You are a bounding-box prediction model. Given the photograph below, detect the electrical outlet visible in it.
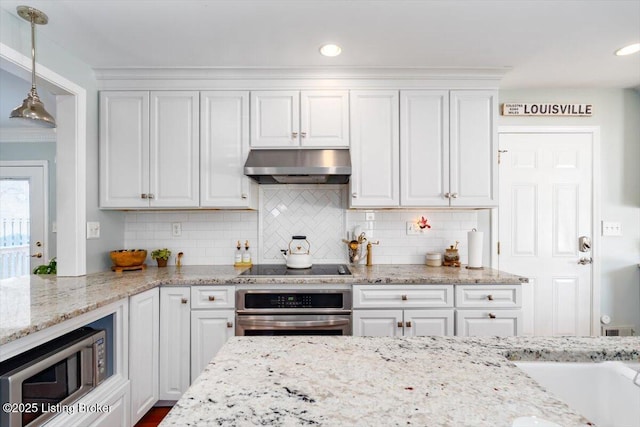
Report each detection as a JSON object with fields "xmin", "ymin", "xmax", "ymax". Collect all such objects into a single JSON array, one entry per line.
[
  {"xmin": 172, "ymin": 222, "xmax": 182, "ymax": 237},
  {"xmin": 86, "ymin": 222, "xmax": 100, "ymax": 239},
  {"xmin": 406, "ymin": 222, "xmax": 430, "ymax": 235},
  {"xmin": 365, "ymin": 212, "xmax": 375, "ymax": 221},
  {"xmin": 602, "ymin": 221, "xmax": 622, "ymax": 236}
]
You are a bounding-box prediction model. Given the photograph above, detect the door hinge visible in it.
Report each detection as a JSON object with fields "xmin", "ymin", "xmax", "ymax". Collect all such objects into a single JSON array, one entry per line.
[
  {"xmin": 498, "ymin": 150, "xmax": 508, "ymax": 165},
  {"xmin": 497, "ymin": 241, "xmax": 501, "ymax": 255}
]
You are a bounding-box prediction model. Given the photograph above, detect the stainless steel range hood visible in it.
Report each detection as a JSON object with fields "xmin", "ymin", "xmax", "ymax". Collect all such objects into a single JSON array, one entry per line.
[{"xmin": 244, "ymin": 149, "xmax": 351, "ymax": 184}]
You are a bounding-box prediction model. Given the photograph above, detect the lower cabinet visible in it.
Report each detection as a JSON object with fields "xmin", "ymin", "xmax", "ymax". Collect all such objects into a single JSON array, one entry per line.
[
  {"xmin": 190, "ymin": 310, "xmax": 235, "ymax": 380},
  {"xmin": 352, "ymin": 285, "xmax": 455, "ymax": 337},
  {"xmin": 129, "ymin": 288, "xmax": 160, "ymax": 424},
  {"xmin": 353, "ymin": 284, "xmax": 522, "ymax": 337},
  {"xmin": 159, "ymin": 287, "xmax": 191, "ymax": 400},
  {"xmin": 353, "ymin": 309, "xmax": 454, "ymax": 337},
  {"xmin": 88, "ymin": 381, "xmax": 130, "ymax": 427}
]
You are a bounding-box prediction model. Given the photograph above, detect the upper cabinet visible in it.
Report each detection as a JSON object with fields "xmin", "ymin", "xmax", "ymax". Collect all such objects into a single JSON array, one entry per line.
[
  {"xmin": 200, "ymin": 91, "xmax": 256, "ymax": 208},
  {"xmin": 100, "ymin": 91, "xmax": 200, "ymax": 208},
  {"xmin": 250, "ymin": 91, "xmax": 349, "ymax": 148},
  {"xmin": 349, "ymin": 90, "xmax": 400, "ymax": 207},
  {"xmin": 398, "ymin": 89, "xmax": 498, "ymax": 208}
]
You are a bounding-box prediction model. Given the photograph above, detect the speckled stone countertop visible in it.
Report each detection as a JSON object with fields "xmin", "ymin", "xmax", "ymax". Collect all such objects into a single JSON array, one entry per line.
[
  {"xmin": 160, "ymin": 336, "xmax": 640, "ymax": 427},
  {"xmin": 0, "ymin": 265, "xmax": 525, "ymax": 345}
]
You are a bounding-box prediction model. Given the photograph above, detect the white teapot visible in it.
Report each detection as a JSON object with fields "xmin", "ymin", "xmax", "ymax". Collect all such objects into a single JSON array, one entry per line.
[{"xmin": 281, "ymin": 236, "xmax": 312, "ymax": 269}]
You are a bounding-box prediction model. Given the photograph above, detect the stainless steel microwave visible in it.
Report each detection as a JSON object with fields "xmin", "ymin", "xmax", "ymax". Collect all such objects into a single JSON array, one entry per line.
[{"xmin": 0, "ymin": 327, "xmax": 107, "ymax": 427}]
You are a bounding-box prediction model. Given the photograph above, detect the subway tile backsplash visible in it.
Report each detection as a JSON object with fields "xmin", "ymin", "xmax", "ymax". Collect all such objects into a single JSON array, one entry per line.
[{"xmin": 124, "ymin": 187, "xmax": 478, "ymax": 266}]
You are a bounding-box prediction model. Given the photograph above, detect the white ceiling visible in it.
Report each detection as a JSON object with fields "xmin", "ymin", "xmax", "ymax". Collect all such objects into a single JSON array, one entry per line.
[{"xmin": 0, "ymin": 0, "xmax": 639, "ymax": 89}]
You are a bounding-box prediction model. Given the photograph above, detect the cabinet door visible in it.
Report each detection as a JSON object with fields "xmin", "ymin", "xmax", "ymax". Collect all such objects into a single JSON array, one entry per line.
[
  {"xmin": 250, "ymin": 91, "xmax": 300, "ymax": 147},
  {"xmin": 129, "ymin": 288, "xmax": 159, "ymax": 424},
  {"xmin": 88, "ymin": 382, "xmax": 129, "ymax": 427},
  {"xmin": 159, "ymin": 287, "xmax": 191, "ymax": 400},
  {"xmin": 200, "ymin": 92, "xmax": 255, "ymax": 208},
  {"xmin": 404, "ymin": 309, "xmax": 454, "ymax": 337},
  {"xmin": 353, "ymin": 309, "xmax": 403, "ymax": 337},
  {"xmin": 99, "ymin": 91, "xmax": 150, "ymax": 208},
  {"xmin": 149, "ymin": 91, "xmax": 200, "ymax": 207},
  {"xmin": 190, "ymin": 310, "xmax": 235, "ymax": 381},
  {"xmin": 400, "ymin": 91, "xmax": 450, "ymax": 206},
  {"xmin": 350, "ymin": 90, "xmax": 400, "ymax": 207},
  {"xmin": 449, "ymin": 90, "xmax": 498, "ymax": 207},
  {"xmin": 456, "ymin": 309, "xmax": 522, "ymax": 337},
  {"xmin": 300, "ymin": 90, "xmax": 349, "ymax": 147}
]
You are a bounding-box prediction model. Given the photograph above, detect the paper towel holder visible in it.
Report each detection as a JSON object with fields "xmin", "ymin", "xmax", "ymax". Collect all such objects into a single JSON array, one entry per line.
[{"xmin": 466, "ymin": 228, "xmax": 485, "ymax": 270}]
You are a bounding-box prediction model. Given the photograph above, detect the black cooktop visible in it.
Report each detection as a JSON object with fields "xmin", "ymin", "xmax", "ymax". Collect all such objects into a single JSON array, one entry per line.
[{"xmin": 239, "ymin": 264, "xmax": 351, "ymax": 276}]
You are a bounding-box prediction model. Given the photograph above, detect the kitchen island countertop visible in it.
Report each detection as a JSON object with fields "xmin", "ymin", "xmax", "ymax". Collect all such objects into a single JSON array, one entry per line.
[
  {"xmin": 159, "ymin": 335, "xmax": 640, "ymax": 427},
  {"xmin": 0, "ymin": 265, "xmax": 525, "ymax": 345}
]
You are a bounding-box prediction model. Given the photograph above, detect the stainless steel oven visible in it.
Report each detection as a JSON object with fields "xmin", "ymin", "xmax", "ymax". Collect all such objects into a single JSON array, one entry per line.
[
  {"xmin": 236, "ymin": 289, "xmax": 352, "ymax": 336},
  {"xmin": 0, "ymin": 327, "xmax": 107, "ymax": 427}
]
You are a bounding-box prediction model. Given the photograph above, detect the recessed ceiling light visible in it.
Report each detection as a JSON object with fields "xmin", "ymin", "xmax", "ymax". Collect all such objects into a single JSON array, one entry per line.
[
  {"xmin": 614, "ymin": 43, "xmax": 640, "ymax": 56},
  {"xmin": 319, "ymin": 44, "xmax": 342, "ymax": 57}
]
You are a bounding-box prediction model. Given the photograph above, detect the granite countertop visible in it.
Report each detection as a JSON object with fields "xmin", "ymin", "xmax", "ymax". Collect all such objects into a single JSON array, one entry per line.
[
  {"xmin": 160, "ymin": 336, "xmax": 640, "ymax": 427},
  {"xmin": 0, "ymin": 265, "xmax": 526, "ymax": 345}
]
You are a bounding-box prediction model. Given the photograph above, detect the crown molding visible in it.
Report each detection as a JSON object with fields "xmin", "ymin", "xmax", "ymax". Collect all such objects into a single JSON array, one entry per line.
[
  {"xmin": 93, "ymin": 66, "xmax": 510, "ymax": 82},
  {"xmin": 0, "ymin": 127, "xmax": 56, "ymax": 143}
]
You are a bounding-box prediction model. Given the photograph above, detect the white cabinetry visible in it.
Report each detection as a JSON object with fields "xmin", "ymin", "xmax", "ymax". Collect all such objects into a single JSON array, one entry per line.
[
  {"xmin": 129, "ymin": 288, "xmax": 159, "ymax": 424},
  {"xmin": 352, "ymin": 285, "xmax": 454, "ymax": 336},
  {"xmin": 159, "ymin": 287, "xmax": 191, "ymax": 400},
  {"xmin": 400, "ymin": 90, "xmax": 498, "ymax": 207},
  {"xmin": 455, "ymin": 285, "xmax": 522, "ymax": 336},
  {"xmin": 349, "ymin": 91, "xmax": 400, "ymax": 207},
  {"xmin": 190, "ymin": 286, "xmax": 235, "ymax": 381},
  {"xmin": 200, "ymin": 91, "xmax": 256, "ymax": 208},
  {"xmin": 250, "ymin": 91, "xmax": 349, "ymax": 147},
  {"xmin": 99, "ymin": 91, "xmax": 200, "ymax": 208}
]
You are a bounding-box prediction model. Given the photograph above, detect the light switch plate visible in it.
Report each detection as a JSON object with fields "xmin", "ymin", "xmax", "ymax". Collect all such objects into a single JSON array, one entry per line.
[
  {"xmin": 172, "ymin": 222, "xmax": 182, "ymax": 237},
  {"xmin": 602, "ymin": 221, "xmax": 622, "ymax": 236},
  {"xmin": 86, "ymin": 221, "xmax": 100, "ymax": 239}
]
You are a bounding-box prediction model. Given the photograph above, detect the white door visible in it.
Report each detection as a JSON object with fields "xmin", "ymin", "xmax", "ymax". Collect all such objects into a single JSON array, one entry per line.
[
  {"xmin": 250, "ymin": 91, "xmax": 300, "ymax": 147},
  {"xmin": 349, "ymin": 90, "xmax": 400, "ymax": 207},
  {"xmin": 190, "ymin": 310, "xmax": 234, "ymax": 381},
  {"xmin": 499, "ymin": 130, "xmax": 594, "ymax": 336},
  {"xmin": 300, "ymin": 90, "xmax": 350, "ymax": 147},
  {"xmin": 0, "ymin": 163, "xmax": 47, "ymax": 277},
  {"xmin": 149, "ymin": 91, "xmax": 200, "ymax": 207}
]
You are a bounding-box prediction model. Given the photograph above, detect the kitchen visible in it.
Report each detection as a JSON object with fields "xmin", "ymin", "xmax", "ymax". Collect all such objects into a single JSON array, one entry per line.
[{"xmin": 1, "ymin": 1, "xmax": 639, "ymax": 426}]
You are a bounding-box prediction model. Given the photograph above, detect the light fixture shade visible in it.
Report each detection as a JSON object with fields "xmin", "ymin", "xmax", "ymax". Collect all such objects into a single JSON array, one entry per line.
[{"xmin": 10, "ymin": 88, "xmax": 56, "ymax": 128}]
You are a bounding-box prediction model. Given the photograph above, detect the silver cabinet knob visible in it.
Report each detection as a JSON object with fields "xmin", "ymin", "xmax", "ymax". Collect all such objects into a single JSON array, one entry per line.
[
  {"xmin": 451, "ymin": 193, "xmax": 459, "ymax": 198},
  {"xmin": 301, "ymin": 132, "xmax": 307, "ymax": 138},
  {"xmin": 141, "ymin": 194, "xmax": 148, "ymax": 199},
  {"xmin": 181, "ymin": 298, "xmax": 188, "ymax": 304},
  {"xmin": 148, "ymin": 194, "xmax": 155, "ymax": 199},
  {"xmin": 352, "ymin": 193, "xmax": 358, "ymax": 199},
  {"xmin": 241, "ymin": 193, "xmax": 248, "ymax": 199},
  {"xmin": 444, "ymin": 192, "xmax": 451, "ymax": 199},
  {"xmin": 292, "ymin": 132, "xmax": 298, "ymax": 138}
]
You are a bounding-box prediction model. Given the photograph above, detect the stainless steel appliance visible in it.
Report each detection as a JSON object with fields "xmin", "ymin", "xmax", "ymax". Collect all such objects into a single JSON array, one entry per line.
[
  {"xmin": 239, "ymin": 263, "xmax": 351, "ymax": 277},
  {"xmin": 0, "ymin": 327, "xmax": 107, "ymax": 427},
  {"xmin": 243, "ymin": 148, "xmax": 351, "ymax": 184},
  {"xmin": 236, "ymin": 289, "xmax": 352, "ymax": 336}
]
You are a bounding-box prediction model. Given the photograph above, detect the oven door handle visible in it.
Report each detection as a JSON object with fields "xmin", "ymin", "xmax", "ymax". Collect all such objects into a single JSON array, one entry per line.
[{"xmin": 238, "ymin": 319, "xmax": 350, "ymax": 328}]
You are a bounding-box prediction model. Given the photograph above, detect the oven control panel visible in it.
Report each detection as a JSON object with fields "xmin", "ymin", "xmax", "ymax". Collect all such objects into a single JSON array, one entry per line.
[{"xmin": 241, "ymin": 292, "xmax": 349, "ymax": 310}]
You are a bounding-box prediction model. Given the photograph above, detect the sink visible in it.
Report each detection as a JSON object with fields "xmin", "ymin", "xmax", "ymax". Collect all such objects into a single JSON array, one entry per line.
[{"xmin": 515, "ymin": 361, "xmax": 640, "ymax": 427}]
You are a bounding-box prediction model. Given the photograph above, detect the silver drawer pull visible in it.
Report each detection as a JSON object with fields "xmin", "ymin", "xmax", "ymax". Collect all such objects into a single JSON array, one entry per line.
[{"xmin": 208, "ymin": 296, "xmax": 216, "ymax": 301}]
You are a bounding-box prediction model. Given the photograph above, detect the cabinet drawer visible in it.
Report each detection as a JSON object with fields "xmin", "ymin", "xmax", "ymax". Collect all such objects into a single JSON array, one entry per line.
[
  {"xmin": 455, "ymin": 285, "xmax": 521, "ymax": 308},
  {"xmin": 455, "ymin": 309, "xmax": 522, "ymax": 337},
  {"xmin": 191, "ymin": 286, "xmax": 235, "ymax": 309},
  {"xmin": 353, "ymin": 285, "xmax": 453, "ymax": 308}
]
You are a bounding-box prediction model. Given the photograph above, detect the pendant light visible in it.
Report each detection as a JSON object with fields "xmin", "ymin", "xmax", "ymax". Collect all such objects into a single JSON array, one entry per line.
[{"xmin": 10, "ymin": 6, "xmax": 56, "ymax": 128}]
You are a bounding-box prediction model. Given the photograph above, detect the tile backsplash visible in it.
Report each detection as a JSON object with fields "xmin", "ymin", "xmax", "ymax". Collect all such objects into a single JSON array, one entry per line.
[{"xmin": 124, "ymin": 186, "xmax": 479, "ymax": 266}]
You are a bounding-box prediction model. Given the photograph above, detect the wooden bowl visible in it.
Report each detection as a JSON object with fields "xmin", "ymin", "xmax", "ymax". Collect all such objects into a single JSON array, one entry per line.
[{"xmin": 110, "ymin": 249, "xmax": 147, "ymax": 267}]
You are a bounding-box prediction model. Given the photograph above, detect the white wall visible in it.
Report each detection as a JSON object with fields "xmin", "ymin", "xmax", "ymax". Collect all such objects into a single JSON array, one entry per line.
[
  {"xmin": 498, "ymin": 88, "xmax": 640, "ymax": 332},
  {"xmin": 1, "ymin": 8, "xmax": 125, "ymax": 273}
]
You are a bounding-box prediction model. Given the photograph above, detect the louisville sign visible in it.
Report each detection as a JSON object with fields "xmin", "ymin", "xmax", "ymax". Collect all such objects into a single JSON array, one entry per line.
[{"xmin": 502, "ymin": 103, "xmax": 593, "ymax": 116}]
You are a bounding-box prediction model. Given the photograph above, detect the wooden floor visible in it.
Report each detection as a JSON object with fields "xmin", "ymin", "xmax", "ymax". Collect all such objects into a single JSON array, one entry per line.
[{"xmin": 134, "ymin": 407, "xmax": 172, "ymax": 427}]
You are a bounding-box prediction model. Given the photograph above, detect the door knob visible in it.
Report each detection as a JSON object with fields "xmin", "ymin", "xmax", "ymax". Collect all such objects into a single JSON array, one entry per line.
[
  {"xmin": 578, "ymin": 257, "xmax": 593, "ymax": 265},
  {"xmin": 31, "ymin": 252, "xmax": 43, "ymax": 258},
  {"xmin": 578, "ymin": 236, "xmax": 591, "ymax": 253}
]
